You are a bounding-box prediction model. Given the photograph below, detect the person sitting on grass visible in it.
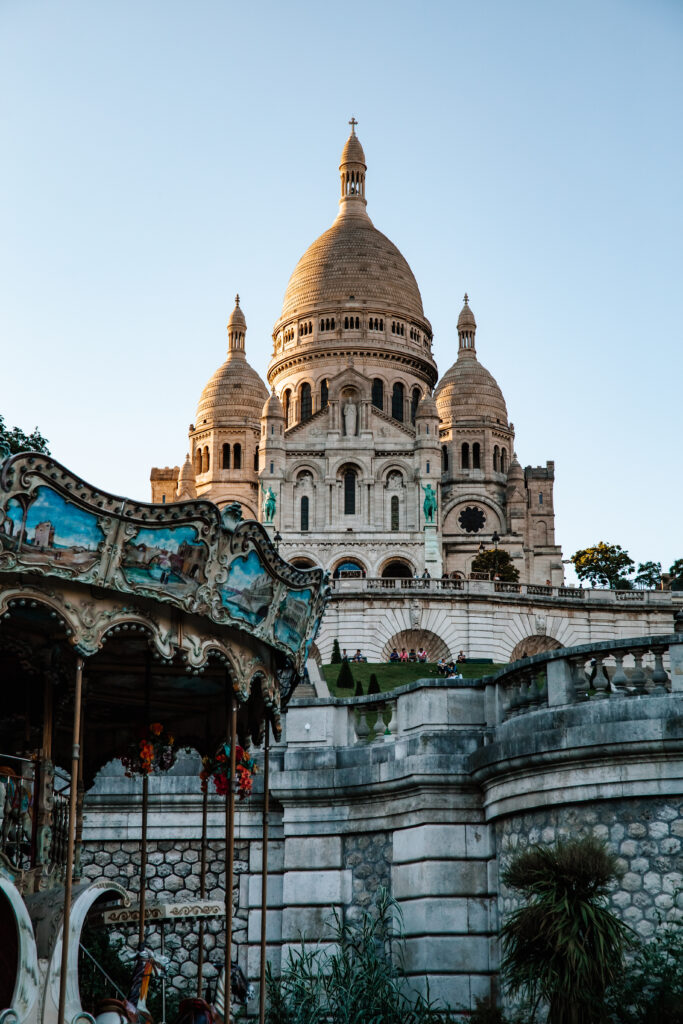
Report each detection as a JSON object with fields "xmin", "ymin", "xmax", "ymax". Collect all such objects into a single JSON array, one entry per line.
[
  {"xmin": 456, "ymin": 649, "xmax": 467, "ymax": 664},
  {"xmin": 436, "ymin": 657, "xmax": 447, "ymax": 675},
  {"xmin": 389, "ymin": 648, "xmax": 399, "ymax": 663},
  {"xmin": 408, "ymin": 648, "xmax": 417, "ymax": 663},
  {"xmin": 399, "ymin": 648, "xmax": 409, "ymax": 662},
  {"xmin": 352, "ymin": 649, "xmax": 366, "ymax": 663},
  {"xmin": 446, "ymin": 664, "xmax": 463, "ymax": 680},
  {"xmin": 417, "ymin": 647, "xmax": 427, "ymax": 662}
]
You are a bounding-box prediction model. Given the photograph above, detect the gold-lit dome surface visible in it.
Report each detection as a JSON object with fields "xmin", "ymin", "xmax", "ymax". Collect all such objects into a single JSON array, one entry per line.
[
  {"xmin": 279, "ymin": 215, "xmax": 426, "ymax": 322},
  {"xmin": 196, "ymin": 352, "xmax": 268, "ymax": 426},
  {"xmin": 435, "ymin": 352, "xmax": 508, "ymax": 424},
  {"xmin": 340, "ymin": 132, "xmax": 366, "ymax": 166}
]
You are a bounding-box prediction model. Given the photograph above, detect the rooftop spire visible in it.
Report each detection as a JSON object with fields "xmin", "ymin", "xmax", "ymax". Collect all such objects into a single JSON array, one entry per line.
[
  {"xmin": 339, "ymin": 118, "xmax": 367, "ymax": 214},
  {"xmin": 227, "ymin": 293, "xmax": 247, "ymax": 354},
  {"xmin": 457, "ymin": 293, "xmax": 477, "ymax": 356}
]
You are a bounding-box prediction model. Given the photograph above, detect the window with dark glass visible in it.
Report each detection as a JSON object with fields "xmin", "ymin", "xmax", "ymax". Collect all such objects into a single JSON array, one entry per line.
[
  {"xmin": 301, "ymin": 495, "xmax": 309, "ymax": 531},
  {"xmin": 442, "ymin": 445, "xmax": 449, "ymax": 471},
  {"xmin": 472, "ymin": 442, "xmax": 481, "ymax": 469},
  {"xmin": 372, "ymin": 378, "xmax": 384, "ymax": 410},
  {"xmin": 392, "ymin": 382, "xmax": 404, "ymax": 421},
  {"xmin": 344, "ymin": 470, "xmax": 356, "ymax": 514},
  {"xmin": 461, "ymin": 442, "xmax": 470, "ymax": 469},
  {"xmin": 411, "ymin": 387, "xmax": 420, "ymax": 423},
  {"xmin": 300, "ymin": 382, "xmax": 312, "ymax": 421},
  {"xmin": 320, "ymin": 379, "xmax": 328, "ymax": 409},
  {"xmin": 253, "ymin": 449, "xmax": 259, "ymax": 471},
  {"xmin": 222, "ymin": 443, "xmax": 230, "ymax": 469},
  {"xmin": 391, "ymin": 495, "xmax": 399, "ymax": 531},
  {"xmin": 233, "ymin": 443, "xmax": 241, "ymax": 470}
]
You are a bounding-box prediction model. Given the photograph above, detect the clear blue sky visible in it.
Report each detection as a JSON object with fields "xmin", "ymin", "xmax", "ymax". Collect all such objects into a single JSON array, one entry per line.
[{"xmin": 1, "ymin": 0, "xmax": 681, "ymax": 577}]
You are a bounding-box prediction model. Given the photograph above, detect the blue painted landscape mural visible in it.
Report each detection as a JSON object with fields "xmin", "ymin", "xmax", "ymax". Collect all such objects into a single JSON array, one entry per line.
[
  {"xmin": 274, "ymin": 587, "xmax": 313, "ymax": 653},
  {"xmin": 1, "ymin": 486, "xmax": 104, "ymax": 569},
  {"xmin": 122, "ymin": 526, "xmax": 208, "ymax": 596},
  {"xmin": 219, "ymin": 549, "xmax": 274, "ymax": 626}
]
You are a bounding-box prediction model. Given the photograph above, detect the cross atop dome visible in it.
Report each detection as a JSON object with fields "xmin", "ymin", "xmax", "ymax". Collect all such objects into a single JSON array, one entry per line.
[{"xmin": 348, "ymin": 116, "xmax": 358, "ymax": 134}]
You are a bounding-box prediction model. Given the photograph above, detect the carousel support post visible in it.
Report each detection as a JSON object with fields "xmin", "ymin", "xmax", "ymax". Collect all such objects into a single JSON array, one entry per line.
[
  {"xmin": 138, "ymin": 772, "xmax": 149, "ymax": 949},
  {"xmin": 161, "ymin": 925, "xmax": 167, "ymax": 1024},
  {"xmin": 225, "ymin": 696, "xmax": 238, "ymax": 1020},
  {"xmin": 196, "ymin": 786, "xmax": 209, "ymax": 997},
  {"xmin": 258, "ymin": 721, "xmax": 270, "ymax": 1024},
  {"xmin": 57, "ymin": 654, "xmax": 84, "ymax": 1024},
  {"xmin": 74, "ymin": 678, "xmax": 86, "ymax": 880}
]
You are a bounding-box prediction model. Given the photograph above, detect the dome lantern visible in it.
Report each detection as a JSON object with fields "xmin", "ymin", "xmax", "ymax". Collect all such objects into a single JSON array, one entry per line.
[
  {"xmin": 457, "ymin": 293, "xmax": 477, "ymax": 355},
  {"xmin": 339, "ymin": 117, "xmax": 367, "ymax": 209},
  {"xmin": 227, "ymin": 294, "xmax": 247, "ymax": 354}
]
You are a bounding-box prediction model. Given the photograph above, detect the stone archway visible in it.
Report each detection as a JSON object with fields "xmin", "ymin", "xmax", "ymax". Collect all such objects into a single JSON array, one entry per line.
[
  {"xmin": 382, "ymin": 629, "xmax": 451, "ymax": 662},
  {"xmin": 510, "ymin": 635, "xmax": 563, "ymax": 661}
]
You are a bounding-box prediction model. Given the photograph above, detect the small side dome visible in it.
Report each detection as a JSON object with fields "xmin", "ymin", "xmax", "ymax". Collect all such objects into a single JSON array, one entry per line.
[
  {"xmin": 262, "ymin": 389, "xmax": 285, "ymax": 419},
  {"xmin": 176, "ymin": 453, "xmax": 197, "ymax": 500},
  {"xmin": 415, "ymin": 393, "xmax": 438, "ymax": 418},
  {"xmin": 507, "ymin": 454, "xmax": 524, "ymax": 480},
  {"xmin": 195, "ymin": 298, "xmax": 268, "ymax": 427},
  {"xmin": 340, "ymin": 130, "xmax": 366, "ymax": 168}
]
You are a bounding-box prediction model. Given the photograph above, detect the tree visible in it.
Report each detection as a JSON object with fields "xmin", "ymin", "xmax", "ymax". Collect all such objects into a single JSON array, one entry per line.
[
  {"xmin": 336, "ymin": 660, "xmax": 353, "ymax": 690},
  {"xmin": 570, "ymin": 543, "xmax": 634, "ymax": 589},
  {"xmin": 634, "ymin": 561, "xmax": 662, "ymax": 589},
  {"xmin": 501, "ymin": 836, "xmax": 632, "ymax": 1024},
  {"xmin": 354, "ymin": 679, "xmax": 364, "ymax": 697},
  {"xmin": 669, "ymin": 559, "xmax": 683, "ymax": 581},
  {"xmin": 331, "ymin": 638, "xmax": 342, "ymax": 664},
  {"xmin": 471, "ymin": 547, "xmax": 519, "ymax": 582},
  {"xmin": 368, "ymin": 673, "xmax": 380, "ymax": 695},
  {"xmin": 0, "ymin": 414, "xmax": 50, "ymax": 457}
]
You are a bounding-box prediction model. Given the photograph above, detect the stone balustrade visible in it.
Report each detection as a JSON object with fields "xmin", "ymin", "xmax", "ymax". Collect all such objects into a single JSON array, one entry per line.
[{"xmin": 329, "ymin": 576, "xmax": 672, "ymax": 604}]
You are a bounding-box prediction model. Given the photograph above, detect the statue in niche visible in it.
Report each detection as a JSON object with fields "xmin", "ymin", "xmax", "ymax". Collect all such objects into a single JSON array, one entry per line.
[
  {"xmin": 422, "ymin": 483, "xmax": 437, "ymax": 523},
  {"xmin": 261, "ymin": 482, "xmax": 277, "ymax": 524},
  {"xmin": 343, "ymin": 399, "xmax": 357, "ymax": 437}
]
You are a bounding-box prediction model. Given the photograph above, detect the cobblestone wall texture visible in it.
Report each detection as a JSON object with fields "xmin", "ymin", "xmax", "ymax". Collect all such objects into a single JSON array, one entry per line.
[
  {"xmin": 343, "ymin": 830, "xmax": 392, "ymax": 922},
  {"xmin": 496, "ymin": 797, "xmax": 683, "ymax": 938},
  {"xmin": 80, "ymin": 838, "xmax": 250, "ymax": 995}
]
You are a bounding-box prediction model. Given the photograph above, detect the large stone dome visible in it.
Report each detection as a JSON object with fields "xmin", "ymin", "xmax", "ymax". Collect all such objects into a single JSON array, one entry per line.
[{"xmin": 279, "ymin": 215, "xmax": 426, "ymax": 323}]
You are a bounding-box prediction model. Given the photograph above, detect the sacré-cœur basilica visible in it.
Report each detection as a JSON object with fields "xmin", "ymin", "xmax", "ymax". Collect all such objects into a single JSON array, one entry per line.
[{"xmin": 151, "ymin": 122, "xmax": 562, "ymax": 594}]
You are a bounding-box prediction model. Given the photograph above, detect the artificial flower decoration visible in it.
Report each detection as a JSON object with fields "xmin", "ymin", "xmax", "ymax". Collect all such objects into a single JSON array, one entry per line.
[
  {"xmin": 120, "ymin": 722, "xmax": 176, "ymax": 777},
  {"xmin": 200, "ymin": 743, "xmax": 257, "ymax": 800}
]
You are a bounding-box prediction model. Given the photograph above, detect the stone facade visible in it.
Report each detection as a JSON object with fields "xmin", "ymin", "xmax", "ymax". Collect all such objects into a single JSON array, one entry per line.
[{"xmin": 150, "ymin": 126, "xmax": 562, "ymax": 585}]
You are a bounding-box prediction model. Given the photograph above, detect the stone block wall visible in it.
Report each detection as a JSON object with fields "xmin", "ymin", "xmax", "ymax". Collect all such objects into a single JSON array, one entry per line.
[
  {"xmin": 80, "ymin": 837, "xmax": 250, "ymax": 997},
  {"xmin": 496, "ymin": 797, "xmax": 683, "ymax": 940}
]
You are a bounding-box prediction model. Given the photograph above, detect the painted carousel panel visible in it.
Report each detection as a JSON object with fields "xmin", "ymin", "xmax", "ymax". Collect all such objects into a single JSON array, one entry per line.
[
  {"xmin": 121, "ymin": 525, "xmax": 208, "ymax": 596},
  {"xmin": 1, "ymin": 485, "xmax": 105, "ymax": 571},
  {"xmin": 218, "ymin": 550, "xmax": 274, "ymax": 627}
]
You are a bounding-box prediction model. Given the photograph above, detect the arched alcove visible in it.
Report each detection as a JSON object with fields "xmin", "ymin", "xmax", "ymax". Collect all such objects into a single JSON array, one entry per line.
[
  {"xmin": 381, "ymin": 629, "xmax": 450, "ymax": 661},
  {"xmin": 510, "ymin": 635, "xmax": 563, "ymax": 661}
]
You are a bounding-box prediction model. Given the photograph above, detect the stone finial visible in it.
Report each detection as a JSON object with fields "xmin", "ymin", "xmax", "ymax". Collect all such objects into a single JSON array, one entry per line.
[{"xmin": 349, "ymin": 116, "xmax": 358, "ymax": 134}]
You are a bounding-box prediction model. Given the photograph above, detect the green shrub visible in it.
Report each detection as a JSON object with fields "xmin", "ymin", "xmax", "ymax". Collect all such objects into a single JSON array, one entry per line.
[
  {"xmin": 354, "ymin": 679, "xmax": 364, "ymax": 697},
  {"xmin": 337, "ymin": 660, "xmax": 354, "ymax": 689},
  {"xmin": 265, "ymin": 887, "xmax": 457, "ymax": 1023},
  {"xmin": 605, "ymin": 900, "xmax": 683, "ymax": 1023},
  {"xmin": 331, "ymin": 638, "xmax": 342, "ymax": 664},
  {"xmin": 368, "ymin": 673, "xmax": 380, "ymax": 694}
]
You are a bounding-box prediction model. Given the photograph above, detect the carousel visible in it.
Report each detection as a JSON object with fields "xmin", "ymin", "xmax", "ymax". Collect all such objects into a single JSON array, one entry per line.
[{"xmin": 0, "ymin": 450, "xmax": 328, "ymax": 1024}]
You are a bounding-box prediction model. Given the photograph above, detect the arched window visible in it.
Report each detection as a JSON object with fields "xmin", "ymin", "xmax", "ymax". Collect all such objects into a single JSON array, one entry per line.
[
  {"xmin": 391, "ymin": 495, "xmax": 399, "ymax": 532},
  {"xmin": 501, "ymin": 447, "xmax": 507, "ymax": 473},
  {"xmin": 222, "ymin": 443, "xmax": 230, "ymax": 469},
  {"xmin": 253, "ymin": 449, "xmax": 259, "ymax": 471},
  {"xmin": 372, "ymin": 378, "xmax": 384, "ymax": 410},
  {"xmin": 392, "ymin": 382, "xmax": 404, "ymax": 421},
  {"xmin": 320, "ymin": 379, "xmax": 328, "ymax": 409},
  {"xmin": 300, "ymin": 382, "xmax": 312, "ymax": 421},
  {"xmin": 233, "ymin": 443, "xmax": 241, "ymax": 470},
  {"xmin": 283, "ymin": 389, "xmax": 292, "ymax": 427},
  {"xmin": 301, "ymin": 495, "xmax": 309, "ymax": 532},
  {"xmin": 411, "ymin": 387, "xmax": 421, "ymax": 423},
  {"xmin": 493, "ymin": 445, "xmax": 499, "ymax": 472},
  {"xmin": 203, "ymin": 447, "xmax": 210, "ymax": 473},
  {"xmin": 195, "ymin": 449, "xmax": 202, "ymax": 474},
  {"xmin": 379, "ymin": 319, "xmax": 383, "ymax": 330},
  {"xmin": 539, "ymin": 492, "xmax": 543, "ymax": 505},
  {"xmin": 461, "ymin": 442, "xmax": 470, "ymax": 469},
  {"xmin": 355, "ymin": 316, "xmax": 359, "ymax": 329},
  {"xmin": 442, "ymin": 445, "xmax": 449, "ymax": 471},
  {"xmin": 344, "ymin": 469, "xmax": 356, "ymax": 515},
  {"xmin": 472, "ymin": 442, "xmax": 481, "ymax": 469},
  {"xmin": 344, "ymin": 316, "xmax": 349, "ymax": 329}
]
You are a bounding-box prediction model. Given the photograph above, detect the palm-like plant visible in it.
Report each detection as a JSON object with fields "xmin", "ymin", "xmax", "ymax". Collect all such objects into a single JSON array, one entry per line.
[{"xmin": 500, "ymin": 836, "xmax": 632, "ymax": 1024}]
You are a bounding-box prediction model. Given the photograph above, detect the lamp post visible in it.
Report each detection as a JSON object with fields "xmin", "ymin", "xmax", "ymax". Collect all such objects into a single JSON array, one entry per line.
[{"xmin": 273, "ymin": 530, "xmax": 282, "ymax": 552}]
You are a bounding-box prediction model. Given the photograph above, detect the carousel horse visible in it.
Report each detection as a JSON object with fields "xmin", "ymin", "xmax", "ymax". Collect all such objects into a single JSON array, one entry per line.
[
  {"xmin": 172, "ymin": 960, "xmax": 254, "ymax": 1024},
  {"xmin": 95, "ymin": 947, "xmax": 170, "ymax": 1024}
]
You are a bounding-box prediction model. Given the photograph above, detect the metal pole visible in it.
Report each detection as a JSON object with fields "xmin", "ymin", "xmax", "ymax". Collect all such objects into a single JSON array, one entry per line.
[
  {"xmin": 161, "ymin": 925, "xmax": 167, "ymax": 1024},
  {"xmin": 57, "ymin": 655, "xmax": 84, "ymax": 1024},
  {"xmin": 258, "ymin": 722, "xmax": 270, "ymax": 1024},
  {"xmin": 138, "ymin": 773, "xmax": 149, "ymax": 949},
  {"xmin": 196, "ymin": 786, "xmax": 209, "ymax": 997},
  {"xmin": 225, "ymin": 698, "xmax": 237, "ymax": 1020}
]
